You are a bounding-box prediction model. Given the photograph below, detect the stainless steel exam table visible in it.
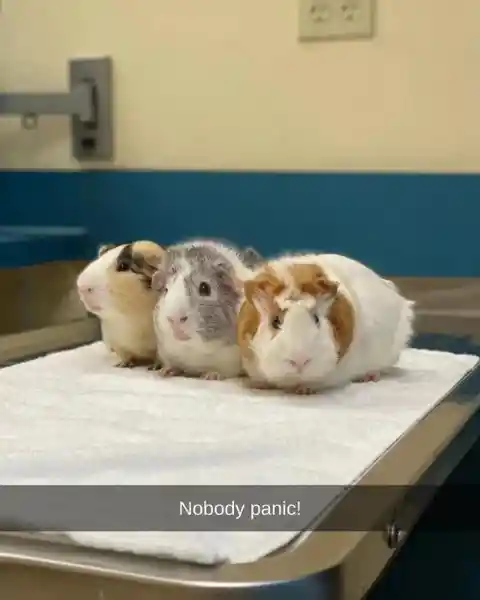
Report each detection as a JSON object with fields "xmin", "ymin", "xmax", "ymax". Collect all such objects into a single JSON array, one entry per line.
[{"xmin": 0, "ymin": 311, "xmax": 479, "ymax": 600}]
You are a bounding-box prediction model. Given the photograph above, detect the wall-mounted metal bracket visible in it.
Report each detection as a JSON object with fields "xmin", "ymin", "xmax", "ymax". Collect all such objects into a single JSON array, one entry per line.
[{"xmin": 0, "ymin": 56, "xmax": 113, "ymax": 161}]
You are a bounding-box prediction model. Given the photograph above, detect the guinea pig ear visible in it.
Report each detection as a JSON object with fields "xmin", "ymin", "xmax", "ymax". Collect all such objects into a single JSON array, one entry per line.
[
  {"xmin": 213, "ymin": 258, "xmax": 243, "ymax": 290},
  {"xmin": 151, "ymin": 268, "xmax": 167, "ymax": 292},
  {"xmin": 313, "ymin": 278, "xmax": 339, "ymax": 314},
  {"xmin": 139, "ymin": 244, "xmax": 166, "ymax": 269},
  {"xmin": 239, "ymin": 247, "xmax": 263, "ymax": 268},
  {"xmin": 128, "ymin": 244, "xmax": 166, "ymax": 287},
  {"xmin": 244, "ymin": 272, "xmax": 283, "ymax": 317},
  {"xmin": 128, "ymin": 255, "xmax": 155, "ymax": 286},
  {"xmin": 97, "ymin": 243, "xmax": 116, "ymax": 257}
]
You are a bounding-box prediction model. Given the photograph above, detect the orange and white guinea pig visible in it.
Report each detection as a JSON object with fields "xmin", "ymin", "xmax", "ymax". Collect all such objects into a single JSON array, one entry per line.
[
  {"xmin": 237, "ymin": 253, "xmax": 415, "ymax": 395},
  {"xmin": 76, "ymin": 240, "xmax": 165, "ymax": 368}
]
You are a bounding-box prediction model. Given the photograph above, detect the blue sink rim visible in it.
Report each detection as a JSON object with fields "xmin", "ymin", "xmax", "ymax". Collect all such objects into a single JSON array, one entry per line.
[{"xmin": 0, "ymin": 226, "xmax": 92, "ymax": 267}]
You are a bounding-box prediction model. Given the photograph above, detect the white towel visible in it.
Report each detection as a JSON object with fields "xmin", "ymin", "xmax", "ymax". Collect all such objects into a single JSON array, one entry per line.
[{"xmin": 0, "ymin": 342, "xmax": 476, "ymax": 565}]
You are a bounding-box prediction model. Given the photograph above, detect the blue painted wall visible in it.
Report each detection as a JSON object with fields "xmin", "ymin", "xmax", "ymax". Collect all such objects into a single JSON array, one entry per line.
[{"xmin": 1, "ymin": 170, "xmax": 478, "ymax": 276}]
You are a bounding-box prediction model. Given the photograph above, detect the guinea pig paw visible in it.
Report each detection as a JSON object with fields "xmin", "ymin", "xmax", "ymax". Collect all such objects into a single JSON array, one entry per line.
[
  {"xmin": 293, "ymin": 385, "xmax": 317, "ymax": 396},
  {"xmin": 115, "ymin": 359, "xmax": 137, "ymax": 369},
  {"xmin": 147, "ymin": 362, "xmax": 163, "ymax": 372},
  {"xmin": 201, "ymin": 371, "xmax": 223, "ymax": 381},
  {"xmin": 355, "ymin": 372, "xmax": 381, "ymax": 383},
  {"xmin": 158, "ymin": 366, "xmax": 183, "ymax": 378}
]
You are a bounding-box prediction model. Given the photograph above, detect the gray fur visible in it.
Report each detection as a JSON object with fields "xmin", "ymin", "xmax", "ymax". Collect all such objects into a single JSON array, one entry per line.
[
  {"xmin": 238, "ymin": 246, "xmax": 263, "ymax": 268},
  {"xmin": 162, "ymin": 243, "xmax": 244, "ymax": 343}
]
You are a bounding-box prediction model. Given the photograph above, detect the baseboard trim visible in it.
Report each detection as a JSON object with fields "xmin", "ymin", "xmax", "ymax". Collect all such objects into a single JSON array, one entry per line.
[{"xmin": 0, "ymin": 319, "xmax": 100, "ymax": 365}]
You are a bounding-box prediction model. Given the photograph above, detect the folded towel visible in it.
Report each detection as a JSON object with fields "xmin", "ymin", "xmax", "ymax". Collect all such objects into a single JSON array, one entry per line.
[{"xmin": 0, "ymin": 343, "xmax": 476, "ymax": 564}]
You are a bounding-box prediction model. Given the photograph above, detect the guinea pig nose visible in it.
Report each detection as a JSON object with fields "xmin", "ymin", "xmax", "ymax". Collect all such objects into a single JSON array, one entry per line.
[{"xmin": 287, "ymin": 357, "xmax": 312, "ymax": 371}]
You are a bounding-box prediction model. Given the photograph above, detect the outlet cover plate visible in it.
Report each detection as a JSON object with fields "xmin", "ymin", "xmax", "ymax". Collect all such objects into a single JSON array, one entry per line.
[
  {"xmin": 299, "ymin": 0, "xmax": 376, "ymax": 42},
  {"xmin": 69, "ymin": 56, "xmax": 114, "ymax": 162}
]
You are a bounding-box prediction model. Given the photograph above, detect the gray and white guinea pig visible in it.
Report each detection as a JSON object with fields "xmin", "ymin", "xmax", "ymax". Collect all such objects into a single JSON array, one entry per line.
[
  {"xmin": 237, "ymin": 253, "xmax": 415, "ymax": 394},
  {"xmin": 76, "ymin": 240, "xmax": 165, "ymax": 368},
  {"xmin": 149, "ymin": 238, "xmax": 263, "ymax": 380}
]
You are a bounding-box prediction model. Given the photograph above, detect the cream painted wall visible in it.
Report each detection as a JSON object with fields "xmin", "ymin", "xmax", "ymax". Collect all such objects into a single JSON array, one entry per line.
[{"xmin": 0, "ymin": 0, "xmax": 478, "ymax": 171}]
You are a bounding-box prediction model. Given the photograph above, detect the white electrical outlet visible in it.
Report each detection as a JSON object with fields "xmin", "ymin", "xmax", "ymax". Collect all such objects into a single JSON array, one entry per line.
[{"xmin": 298, "ymin": 0, "xmax": 375, "ymax": 42}]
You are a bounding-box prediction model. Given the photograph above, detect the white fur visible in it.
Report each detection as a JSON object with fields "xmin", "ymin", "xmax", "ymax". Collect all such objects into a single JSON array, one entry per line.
[
  {"xmin": 76, "ymin": 245, "xmax": 126, "ymax": 316},
  {"xmin": 153, "ymin": 241, "xmax": 253, "ymax": 378},
  {"xmin": 76, "ymin": 244, "xmax": 157, "ymax": 363},
  {"xmin": 155, "ymin": 327, "xmax": 242, "ymax": 379},
  {"xmin": 245, "ymin": 253, "xmax": 415, "ymax": 391}
]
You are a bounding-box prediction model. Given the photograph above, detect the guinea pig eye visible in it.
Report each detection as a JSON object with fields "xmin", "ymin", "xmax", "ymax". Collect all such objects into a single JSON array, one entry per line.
[
  {"xmin": 312, "ymin": 313, "xmax": 320, "ymax": 326},
  {"xmin": 198, "ymin": 282, "xmax": 211, "ymax": 296},
  {"xmin": 116, "ymin": 261, "xmax": 129, "ymax": 272},
  {"xmin": 271, "ymin": 315, "xmax": 282, "ymax": 330}
]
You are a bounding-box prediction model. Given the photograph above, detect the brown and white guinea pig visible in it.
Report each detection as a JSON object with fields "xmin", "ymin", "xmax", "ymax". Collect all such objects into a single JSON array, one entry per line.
[
  {"xmin": 237, "ymin": 253, "xmax": 415, "ymax": 395},
  {"xmin": 148, "ymin": 238, "xmax": 264, "ymax": 380},
  {"xmin": 76, "ymin": 240, "xmax": 165, "ymax": 368}
]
